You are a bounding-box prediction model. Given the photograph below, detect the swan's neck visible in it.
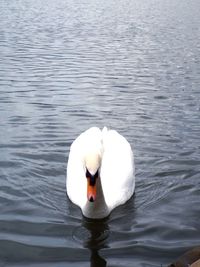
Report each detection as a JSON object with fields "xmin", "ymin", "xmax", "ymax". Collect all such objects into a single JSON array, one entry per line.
[{"xmin": 83, "ymin": 178, "xmax": 109, "ymax": 219}]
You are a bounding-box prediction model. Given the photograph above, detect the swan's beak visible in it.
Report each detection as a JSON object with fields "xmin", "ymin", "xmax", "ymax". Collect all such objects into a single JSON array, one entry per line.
[{"xmin": 87, "ymin": 179, "xmax": 97, "ymax": 202}]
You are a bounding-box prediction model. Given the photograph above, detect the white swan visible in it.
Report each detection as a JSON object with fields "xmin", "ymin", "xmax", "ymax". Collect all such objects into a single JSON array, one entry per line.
[{"xmin": 66, "ymin": 127, "xmax": 135, "ymax": 219}]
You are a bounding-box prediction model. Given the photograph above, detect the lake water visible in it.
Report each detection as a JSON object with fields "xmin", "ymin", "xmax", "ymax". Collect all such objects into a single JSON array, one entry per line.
[{"xmin": 0, "ymin": 0, "xmax": 200, "ymax": 266}]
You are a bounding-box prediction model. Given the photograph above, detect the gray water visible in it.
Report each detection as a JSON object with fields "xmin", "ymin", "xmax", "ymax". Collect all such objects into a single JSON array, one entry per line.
[{"xmin": 0, "ymin": 0, "xmax": 200, "ymax": 266}]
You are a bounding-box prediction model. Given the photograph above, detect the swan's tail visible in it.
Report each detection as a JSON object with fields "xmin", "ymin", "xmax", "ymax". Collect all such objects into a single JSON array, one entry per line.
[
  {"xmin": 102, "ymin": 126, "xmax": 108, "ymax": 134},
  {"xmin": 102, "ymin": 126, "xmax": 108, "ymax": 146}
]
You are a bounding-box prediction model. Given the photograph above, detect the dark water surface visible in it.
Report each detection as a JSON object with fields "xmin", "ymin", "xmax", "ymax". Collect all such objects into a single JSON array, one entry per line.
[{"xmin": 0, "ymin": 0, "xmax": 200, "ymax": 266}]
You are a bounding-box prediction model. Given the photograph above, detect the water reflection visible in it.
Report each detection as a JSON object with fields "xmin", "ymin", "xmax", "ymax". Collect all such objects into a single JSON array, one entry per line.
[{"xmin": 82, "ymin": 217, "xmax": 109, "ymax": 267}]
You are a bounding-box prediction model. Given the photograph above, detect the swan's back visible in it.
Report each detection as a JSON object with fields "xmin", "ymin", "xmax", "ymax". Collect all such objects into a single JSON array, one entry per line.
[
  {"xmin": 70, "ymin": 127, "xmax": 102, "ymax": 155},
  {"xmin": 101, "ymin": 128, "xmax": 135, "ymax": 210}
]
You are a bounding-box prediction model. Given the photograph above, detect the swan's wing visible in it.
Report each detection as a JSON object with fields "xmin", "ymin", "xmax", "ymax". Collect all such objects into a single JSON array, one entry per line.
[
  {"xmin": 66, "ymin": 127, "xmax": 102, "ymax": 208},
  {"xmin": 101, "ymin": 129, "xmax": 135, "ymax": 209},
  {"xmin": 67, "ymin": 146, "xmax": 86, "ymax": 208}
]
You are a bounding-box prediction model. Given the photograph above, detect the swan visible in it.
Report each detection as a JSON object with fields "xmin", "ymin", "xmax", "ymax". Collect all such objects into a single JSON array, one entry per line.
[{"xmin": 66, "ymin": 127, "xmax": 135, "ymax": 219}]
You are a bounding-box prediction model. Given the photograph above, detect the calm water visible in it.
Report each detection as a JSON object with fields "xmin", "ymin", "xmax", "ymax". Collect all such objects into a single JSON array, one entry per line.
[{"xmin": 0, "ymin": 0, "xmax": 200, "ymax": 266}]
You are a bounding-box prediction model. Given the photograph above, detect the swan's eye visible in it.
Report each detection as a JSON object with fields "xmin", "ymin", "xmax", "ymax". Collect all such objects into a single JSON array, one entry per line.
[
  {"xmin": 94, "ymin": 170, "xmax": 99, "ymax": 179},
  {"xmin": 86, "ymin": 169, "xmax": 99, "ymax": 186},
  {"xmin": 86, "ymin": 169, "xmax": 92, "ymax": 179}
]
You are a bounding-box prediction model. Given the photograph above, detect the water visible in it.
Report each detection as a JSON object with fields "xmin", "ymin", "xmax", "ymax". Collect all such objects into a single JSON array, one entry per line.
[{"xmin": 0, "ymin": 0, "xmax": 200, "ymax": 266}]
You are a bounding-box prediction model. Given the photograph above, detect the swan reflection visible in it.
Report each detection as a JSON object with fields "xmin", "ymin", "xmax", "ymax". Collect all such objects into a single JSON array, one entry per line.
[{"xmin": 82, "ymin": 216, "xmax": 109, "ymax": 267}]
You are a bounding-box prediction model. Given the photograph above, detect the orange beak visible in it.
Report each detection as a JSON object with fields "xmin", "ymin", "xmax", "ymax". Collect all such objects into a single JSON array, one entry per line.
[{"xmin": 87, "ymin": 179, "xmax": 97, "ymax": 202}]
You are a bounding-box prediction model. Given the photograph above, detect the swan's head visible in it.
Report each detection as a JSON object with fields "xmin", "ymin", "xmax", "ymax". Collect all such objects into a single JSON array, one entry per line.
[{"xmin": 84, "ymin": 153, "xmax": 101, "ymax": 203}]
